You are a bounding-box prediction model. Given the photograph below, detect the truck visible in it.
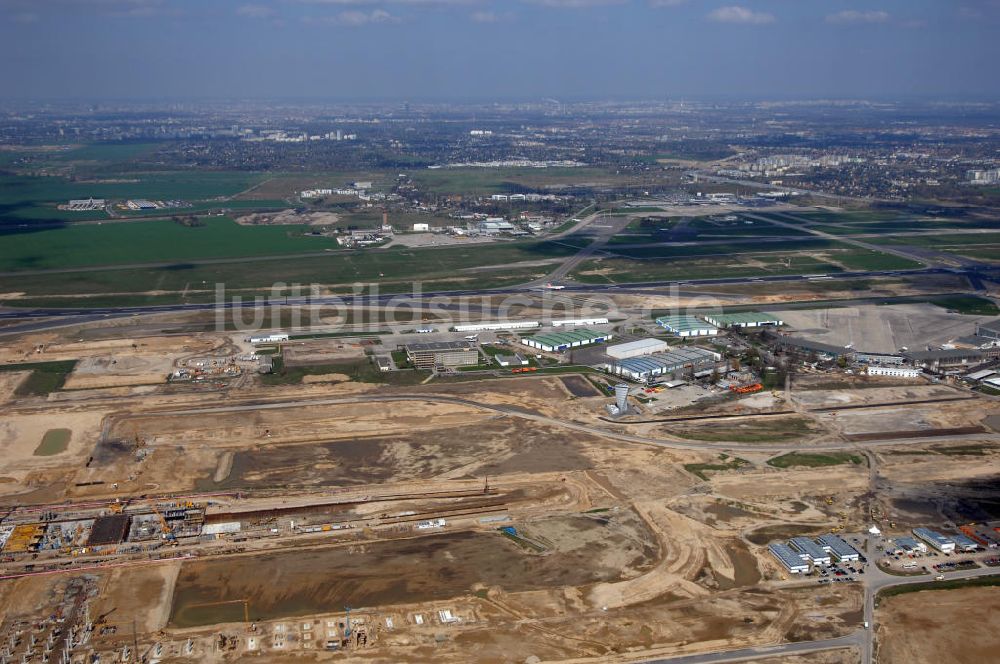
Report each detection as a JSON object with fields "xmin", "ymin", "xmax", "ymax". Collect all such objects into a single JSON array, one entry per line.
[{"xmin": 935, "ymin": 574, "xmax": 945, "ymax": 581}]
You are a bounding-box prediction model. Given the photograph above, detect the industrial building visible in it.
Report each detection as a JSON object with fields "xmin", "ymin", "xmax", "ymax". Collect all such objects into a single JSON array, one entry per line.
[
  {"xmin": 655, "ymin": 315, "xmax": 719, "ymax": 337},
  {"xmin": 702, "ymin": 312, "xmax": 783, "ymax": 328},
  {"xmin": 551, "ymin": 318, "xmax": 610, "ymax": 327},
  {"xmin": 905, "ymin": 348, "xmax": 1000, "ymax": 372},
  {"xmin": 606, "ymin": 338, "xmax": 669, "ymax": 360},
  {"xmin": 606, "ymin": 347, "xmax": 721, "ymax": 382},
  {"xmin": 405, "ymin": 341, "xmax": 479, "ymax": 369},
  {"xmin": 951, "ymin": 533, "xmax": 979, "ymax": 552},
  {"xmin": 913, "ymin": 527, "xmax": 956, "ymax": 553},
  {"xmin": 453, "ymin": 321, "xmax": 539, "ymax": 333},
  {"xmin": 789, "ymin": 537, "xmax": 831, "ymax": 566},
  {"xmin": 866, "ymin": 366, "xmax": 921, "ymax": 378},
  {"xmin": 816, "ymin": 534, "xmax": 860, "ymax": 562},
  {"xmin": 965, "ymin": 369, "xmax": 997, "ymax": 382},
  {"xmin": 770, "ymin": 335, "xmax": 847, "ymax": 360},
  {"xmin": 975, "ymin": 319, "xmax": 1000, "ymax": 341},
  {"xmin": 521, "ymin": 329, "xmax": 611, "ymax": 353},
  {"xmin": 853, "ymin": 352, "xmax": 909, "ymax": 367},
  {"xmin": 769, "ymin": 542, "xmax": 810, "ymax": 574},
  {"xmin": 249, "ymin": 333, "xmax": 290, "ymax": 344},
  {"xmin": 892, "ymin": 537, "xmax": 927, "ymax": 554},
  {"xmin": 495, "ymin": 354, "xmax": 529, "ymax": 367}
]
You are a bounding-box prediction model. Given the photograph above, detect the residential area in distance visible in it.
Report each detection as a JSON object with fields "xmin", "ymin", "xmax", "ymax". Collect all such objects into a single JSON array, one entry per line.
[{"xmin": 1, "ymin": 2, "xmax": 1000, "ymax": 663}]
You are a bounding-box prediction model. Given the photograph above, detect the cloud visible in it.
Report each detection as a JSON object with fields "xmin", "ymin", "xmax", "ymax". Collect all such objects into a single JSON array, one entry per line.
[
  {"xmin": 707, "ymin": 6, "xmax": 774, "ymax": 24},
  {"xmin": 522, "ymin": 0, "xmax": 627, "ymax": 7},
  {"xmin": 294, "ymin": 0, "xmax": 478, "ymax": 5},
  {"xmin": 825, "ymin": 10, "xmax": 890, "ymax": 25},
  {"xmin": 0, "ymin": 0, "xmax": 176, "ymax": 18},
  {"xmin": 470, "ymin": 10, "xmax": 499, "ymax": 22},
  {"xmin": 236, "ymin": 4, "xmax": 275, "ymax": 19},
  {"xmin": 649, "ymin": 0, "xmax": 688, "ymax": 7},
  {"xmin": 304, "ymin": 8, "xmax": 401, "ymax": 25}
]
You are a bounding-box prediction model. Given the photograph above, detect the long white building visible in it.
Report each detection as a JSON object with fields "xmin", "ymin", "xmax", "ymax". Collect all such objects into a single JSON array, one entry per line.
[
  {"xmin": 453, "ymin": 321, "xmax": 540, "ymax": 333},
  {"xmin": 551, "ymin": 318, "xmax": 610, "ymax": 327},
  {"xmin": 866, "ymin": 366, "xmax": 921, "ymax": 378}
]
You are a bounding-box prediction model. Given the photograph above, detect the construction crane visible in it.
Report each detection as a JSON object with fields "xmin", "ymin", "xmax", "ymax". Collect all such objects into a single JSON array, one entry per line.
[{"xmin": 149, "ymin": 505, "xmax": 177, "ymax": 543}]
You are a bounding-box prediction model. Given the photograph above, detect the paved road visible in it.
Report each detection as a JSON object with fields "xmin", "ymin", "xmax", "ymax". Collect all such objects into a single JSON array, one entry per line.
[{"xmin": 637, "ymin": 634, "xmax": 861, "ymax": 664}]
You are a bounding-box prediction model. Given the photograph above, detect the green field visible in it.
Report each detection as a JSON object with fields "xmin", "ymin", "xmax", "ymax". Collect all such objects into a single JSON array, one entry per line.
[
  {"xmin": 0, "ymin": 239, "xmax": 570, "ymax": 306},
  {"xmin": 0, "ymin": 360, "xmax": 78, "ymax": 396},
  {"xmin": 775, "ymin": 210, "xmax": 909, "ymax": 224},
  {"xmin": 571, "ymin": 254, "xmax": 839, "ymax": 284},
  {"xmin": 406, "ymin": 167, "xmax": 628, "ymax": 195},
  {"xmin": 928, "ymin": 295, "xmax": 1000, "ymax": 316},
  {"xmin": 766, "ymin": 452, "xmax": 864, "ymax": 468},
  {"xmin": 261, "ymin": 356, "xmax": 431, "ymax": 386},
  {"xmin": 50, "ymin": 142, "xmax": 164, "ymax": 164},
  {"xmin": 684, "ymin": 455, "xmax": 750, "ymax": 480},
  {"xmin": 809, "ymin": 219, "xmax": 997, "ymax": 235},
  {"xmin": 606, "ymin": 238, "xmax": 836, "ymax": 259},
  {"xmin": 0, "ymin": 172, "xmax": 266, "ymax": 224},
  {"xmin": 0, "ymin": 217, "xmax": 345, "ymax": 270}
]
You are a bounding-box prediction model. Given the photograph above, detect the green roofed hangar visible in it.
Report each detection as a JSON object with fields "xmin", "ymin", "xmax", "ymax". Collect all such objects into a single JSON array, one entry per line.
[
  {"xmin": 520, "ymin": 329, "xmax": 612, "ymax": 353},
  {"xmin": 701, "ymin": 312, "xmax": 784, "ymax": 329}
]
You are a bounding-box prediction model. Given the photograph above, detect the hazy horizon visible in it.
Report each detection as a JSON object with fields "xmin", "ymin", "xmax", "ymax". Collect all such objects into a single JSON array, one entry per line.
[{"xmin": 1, "ymin": 0, "xmax": 999, "ymax": 101}]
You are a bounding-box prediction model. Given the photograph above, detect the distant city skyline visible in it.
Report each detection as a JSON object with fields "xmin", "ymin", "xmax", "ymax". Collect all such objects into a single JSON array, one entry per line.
[{"xmin": 1, "ymin": 0, "xmax": 998, "ymax": 100}]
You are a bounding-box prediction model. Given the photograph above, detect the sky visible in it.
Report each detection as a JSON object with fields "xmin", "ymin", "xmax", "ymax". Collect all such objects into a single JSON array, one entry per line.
[{"xmin": 1, "ymin": 0, "xmax": 998, "ymax": 101}]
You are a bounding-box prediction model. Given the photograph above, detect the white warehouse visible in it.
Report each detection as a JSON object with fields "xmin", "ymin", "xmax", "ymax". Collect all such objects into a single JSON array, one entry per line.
[
  {"xmin": 866, "ymin": 366, "xmax": 921, "ymax": 378},
  {"xmin": 551, "ymin": 318, "xmax": 610, "ymax": 327},
  {"xmin": 913, "ymin": 527, "xmax": 956, "ymax": 553},
  {"xmin": 769, "ymin": 543, "xmax": 810, "ymax": 574},
  {"xmin": 606, "ymin": 338, "xmax": 669, "ymax": 360},
  {"xmin": 453, "ymin": 321, "xmax": 540, "ymax": 333},
  {"xmin": 248, "ymin": 333, "xmax": 290, "ymax": 344}
]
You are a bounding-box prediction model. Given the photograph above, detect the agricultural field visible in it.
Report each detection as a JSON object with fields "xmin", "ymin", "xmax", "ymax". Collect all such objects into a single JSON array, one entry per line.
[
  {"xmin": 872, "ymin": 231, "xmax": 1000, "ymax": 262},
  {"xmin": 0, "ymin": 172, "xmax": 267, "ymax": 225},
  {"xmin": 569, "ymin": 244, "xmax": 920, "ymax": 284},
  {"xmin": 0, "ymin": 240, "xmax": 574, "ymax": 305},
  {"xmin": 406, "ymin": 166, "xmax": 642, "ymax": 195},
  {"xmin": 0, "ymin": 216, "xmax": 345, "ymax": 271}
]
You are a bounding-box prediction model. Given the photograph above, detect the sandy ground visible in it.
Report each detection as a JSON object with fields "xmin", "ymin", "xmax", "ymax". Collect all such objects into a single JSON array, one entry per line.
[
  {"xmin": 63, "ymin": 353, "xmax": 177, "ymax": 389},
  {"xmin": 282, "ymin": 339, "xmax": 366, "ymax": 365},
  {"xmin": 0, "ymin": 410, "xmax": 104, "ymax": 479},
  {"xmin": 877, "ymin": 586, "xmax": 1000, "ymax": 663},
  {"xmin": 790, "ymin": 384, "xmax": 961, "ymax": 408},
  {"xmin": 0, "ymin": 333, "xmax": 217, "ymax": 364},
  {"xmin": 0, "ymin": 315, "xmax": 994, "ymax": 664},
  {"xmin": 0, "ymin": 371, "xmax": 27, "ymax": 403}
]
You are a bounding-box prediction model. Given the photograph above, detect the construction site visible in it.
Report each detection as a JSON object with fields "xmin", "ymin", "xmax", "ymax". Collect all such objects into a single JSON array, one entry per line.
[{"xmin": 0, "ymin": 288, "xmax": 999, "ymax": 664}]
